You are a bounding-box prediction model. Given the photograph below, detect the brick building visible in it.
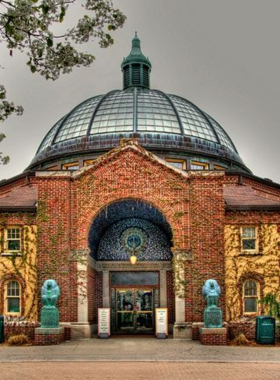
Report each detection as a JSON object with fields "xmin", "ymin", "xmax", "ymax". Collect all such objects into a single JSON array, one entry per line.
[{"xmin": 0, "ymin": 35, "xmax": 279, "ymax": 339}]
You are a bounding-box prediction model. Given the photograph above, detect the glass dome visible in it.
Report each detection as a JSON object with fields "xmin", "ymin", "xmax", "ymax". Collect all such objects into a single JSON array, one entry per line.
[
  {"xmin": 36, "ymin": 88, "xmax": 238, "ymax": 154},
  {"xmin": 28, "ymin": 34, "xmax": 250, "ymax": 173}
]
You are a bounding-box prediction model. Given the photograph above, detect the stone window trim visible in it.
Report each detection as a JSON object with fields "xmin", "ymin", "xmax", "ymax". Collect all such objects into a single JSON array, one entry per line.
[
  {"xmin": 213, "ymin": 164, "xmax": 225, "ymax": 171},
  {"xmin": 165, "ymin": 158, "xmax": 186, "ymax": 170},
  {"xmin": 190, "ymin": 160, "xmax": 209, "ymax": 170},
  {"xmin": 243, "ymin": 279, "xmax": 260, "ymax": 315},
  {"xmin": 1, "ymin": 226, "xmax": 23, "ymax": 256},
  {"xmin": 5, "ymin": 280, "xmax": 21, "ymax": 315},
  {"xmin": 240, "ymin": 226, "xmax": 258, "ymax": 254},
  {"xmin": 0, "ymin": 275, "xmax": 25, "ymax": 316},
  {"xmin": 83, "ymin": 159, "xmax": 96, "ymax": 166},
  {"xmin": 237, "ymin": 273, "xmax": 264, "ymax": 317},
  {"xmin": 62, "ymin": 161, "xmax": 80, "ymax": 171}
]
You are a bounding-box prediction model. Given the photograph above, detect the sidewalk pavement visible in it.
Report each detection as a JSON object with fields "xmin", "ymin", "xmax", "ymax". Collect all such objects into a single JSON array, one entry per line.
[{"xmin": 1, "ymin": 337, "xmax": 280, "ymax": 363}]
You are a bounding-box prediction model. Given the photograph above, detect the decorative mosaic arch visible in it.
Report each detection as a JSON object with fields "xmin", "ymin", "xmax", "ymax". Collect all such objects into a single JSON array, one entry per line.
[{"xmin": 88, "ymin": 199, "xmax": 173, "ymax": 260}]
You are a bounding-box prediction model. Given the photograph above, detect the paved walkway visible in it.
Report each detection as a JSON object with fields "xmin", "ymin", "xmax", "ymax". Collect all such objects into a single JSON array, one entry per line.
[
  {"xmin": 1, "ymin": 362, "xmax": 280, "ymax": 380},
  {"xmin": 1, "ymin": 337, "xmax": 280, "ymax": 363}
]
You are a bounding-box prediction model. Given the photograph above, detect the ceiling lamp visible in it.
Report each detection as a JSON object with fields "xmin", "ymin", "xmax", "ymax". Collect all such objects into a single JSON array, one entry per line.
[{"xmin": 130, "ymin": 254, "xmax": 137, "ymax": 265}]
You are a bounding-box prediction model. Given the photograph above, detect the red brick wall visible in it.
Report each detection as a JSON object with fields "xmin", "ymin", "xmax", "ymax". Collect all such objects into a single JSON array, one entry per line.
[
  {"xmin": 88, "ymin": 267, "xmax": 103, "ymax": 324},
  {"xmin": 36, "ymin": 176, "xmax": 77, "ymax": 322},
  {"xmin": 73, "ymin": 149, "xmax": 190, "ymax": 253},
  {"xmin": 199, "ymin": 331, "xmax": 227, "ymax": 345},
  {"xmin": 188, "ymin": 173, "xmax": 225, "ymax": 321},
  {"xmin": 2, "ymin": 144, "xmax": 280, "ymax": 329}
]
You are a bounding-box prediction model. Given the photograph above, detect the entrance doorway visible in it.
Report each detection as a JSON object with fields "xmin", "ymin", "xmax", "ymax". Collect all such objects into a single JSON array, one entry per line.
[
  {"xmin": 115, "ymin": 289, "xmax": 155, "ymax": 333},
  {"xmin": 110, "ymin": 272, "xmax": 159, "ymax": 334}
]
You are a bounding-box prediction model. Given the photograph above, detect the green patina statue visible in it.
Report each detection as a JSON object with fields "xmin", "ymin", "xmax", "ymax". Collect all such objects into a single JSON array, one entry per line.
[
  {"xmin": 202, "ymin": 279, "xmax": 223, "ymax": 328},
  {"xmin": 41, "ymin": 279, "xmax": 60, "ymax": 328}
]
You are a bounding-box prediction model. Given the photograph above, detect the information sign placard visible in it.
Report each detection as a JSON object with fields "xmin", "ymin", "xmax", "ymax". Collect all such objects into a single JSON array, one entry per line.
[
  {"xmin": 155, "ymin": 308, "xmax": 168, "ymax": 339},
  {"xmin": 98, "ymin": 308, "xmax": 110, "ymax": 338}
]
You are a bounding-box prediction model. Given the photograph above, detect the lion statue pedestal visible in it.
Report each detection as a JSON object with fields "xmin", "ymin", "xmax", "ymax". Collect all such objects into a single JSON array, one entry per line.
[
  {"xmin": 41, "ymin": 279, "xmax": 60, "ymax": 328},
  {"xmin": 198, "ymin": 279, "xmax": 227, "ymax": 345},
  {"xmin": 202, "ymin": 279, "xmax": 222, "ymax": 328},
  {"xmin": 34, "ymin": 279, "xmax": 65, "ymax": 345}
]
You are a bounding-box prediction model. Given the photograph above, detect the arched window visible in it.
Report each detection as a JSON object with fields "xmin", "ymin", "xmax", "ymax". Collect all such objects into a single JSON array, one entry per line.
[
  {"xmin": 6, "ymin": 281, "xmax": 21, "ymax": 314},
  {"xmin": 243, "ymin": 280, "xmax": 258, "ymax": 313}
]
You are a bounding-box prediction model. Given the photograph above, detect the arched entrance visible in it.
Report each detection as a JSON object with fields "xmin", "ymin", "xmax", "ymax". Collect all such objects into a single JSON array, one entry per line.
[{"xmin": 88, "ymin": 199, "xmax": 174, "ymax": 334}]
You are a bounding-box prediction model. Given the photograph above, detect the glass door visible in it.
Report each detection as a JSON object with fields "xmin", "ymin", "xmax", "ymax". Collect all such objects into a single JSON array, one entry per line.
[
  {"xmin": 114, "ymin": 288, "xmax": 156, "ymax": 333},
  {"xmin": 117, "ymin": 289, "xmax": 134, "ymax": 331}
]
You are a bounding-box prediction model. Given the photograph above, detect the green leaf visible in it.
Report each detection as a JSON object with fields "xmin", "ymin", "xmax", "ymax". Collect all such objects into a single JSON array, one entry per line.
[
  {"xmin": 46, "ymin": 37, "xmax": 53, "ymax": 47},
  {"xmin": 59, "ymin": 6, "xmax": 66, "ymax": 23},
  {"xmin": 30, "ymin": 66, "xmax": 37, "ymax": 73},
  {"xmin": 41, "ymin": 4, "xmax": 50, "ymax": 15},
  {"xmin": 108, "ymin": 25, "xmax": 116, "ymax": 31}
]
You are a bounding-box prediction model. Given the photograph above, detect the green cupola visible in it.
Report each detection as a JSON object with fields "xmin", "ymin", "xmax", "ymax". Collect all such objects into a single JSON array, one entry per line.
[{"xmin": 121, "ymin": 32, "xmax": 152, "ymax": 89}]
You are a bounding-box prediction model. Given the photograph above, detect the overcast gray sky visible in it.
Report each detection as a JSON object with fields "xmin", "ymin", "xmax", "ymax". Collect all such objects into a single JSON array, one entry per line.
[{"xmin": 1, "ymin": 0, "xmax": 280, "ymax": 183}]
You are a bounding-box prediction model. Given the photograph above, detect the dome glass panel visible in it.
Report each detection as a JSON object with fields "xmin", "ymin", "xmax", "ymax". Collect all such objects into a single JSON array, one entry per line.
[
  {"xmin": 137, "ymin": 89, "xmax": 181, "ymax": 133},
  {"xmin": 37, "ymin": 117, "xmax": 64, "ymax": 153},
  {"xmin": 170, "ymin": 95, "xmax": 218, "ymax": 142},
  {"xmin": 207, "ymin": 114, "xmax": 237, "ymax": 153},
  {"xmin": 91, "ymin": 90, "xmax": 134, "ymax": 134},
  {"xmin": 54, "ymin": 95, "xmax": 102, "ymax": 143}
]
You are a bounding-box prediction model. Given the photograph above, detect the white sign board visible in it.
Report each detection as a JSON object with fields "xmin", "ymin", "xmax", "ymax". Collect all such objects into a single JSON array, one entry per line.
[
  {"xmin": 155, "ymin": 308, "xmax": 168, "ymax": 338},
  {"xmin": 98, "ymin": 308, "xmax": 110, "ymax": 338}
]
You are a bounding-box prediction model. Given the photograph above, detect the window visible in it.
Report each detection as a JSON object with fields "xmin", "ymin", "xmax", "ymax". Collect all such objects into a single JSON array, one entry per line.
[
  {"xmin": 62, "ymin": 162, "xmax": 79, "ymax": 171},
  {"xmin": 83, "ymin": 159, "xmax": 96, "ymax": 166},
  {"xmin": 241, "ymin": 227, "xmax": 257, "ymax": 252},
  {"xmin": 6, "ymin": 228, "xmax": 21, "ymax": 252},
  {"xmin": 165, "ymin": 158, "xmax": 186, "ymax": 170},
  {"xmin": 6, "ymin": 281, "xmax": 21, "ymax": 313},
  {"xmin": 213, "ymin": 164, "xmax": 225, "ymax": 170},
  {"xmin": 244, "ymin": 280, "xmax": 258, "ymax": 313},
  {"xmin": 190, "ymin": 161, "xmax": 209, "ymax": 170}
]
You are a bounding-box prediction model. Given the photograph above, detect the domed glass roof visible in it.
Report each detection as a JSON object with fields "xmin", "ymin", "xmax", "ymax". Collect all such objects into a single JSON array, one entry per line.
[
  {"xmin": 37, "ymin": 87, "xmax": 237, "ymax": 155},
  {"xmin": 29, "ymin": 34, "xmax": 249, "ymax": 173}
]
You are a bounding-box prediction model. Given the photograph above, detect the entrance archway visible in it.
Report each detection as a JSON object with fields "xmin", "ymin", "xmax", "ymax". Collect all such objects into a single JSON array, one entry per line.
[{"xmin": 87, "ymin": 199, "xmax": 174, "ymax": 334}]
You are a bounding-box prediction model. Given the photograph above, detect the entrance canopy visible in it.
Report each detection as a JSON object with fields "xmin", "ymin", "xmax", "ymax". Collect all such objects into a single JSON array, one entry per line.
[{"xmin": 88, "ymin": 199, "xmax": 173, "ymax": 260}]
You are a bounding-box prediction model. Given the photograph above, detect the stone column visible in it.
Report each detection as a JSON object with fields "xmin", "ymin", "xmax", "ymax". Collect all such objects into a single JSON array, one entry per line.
[
  {"xmin": 103, "ymin": 270, "xmax": 110, "ymax": 308},
  {"xmin": 172, "ymin": 249, "xmax": 192, "ymax": 339},
  {"xmin": 160, "ymin": 270, "xmax": 167, "ymax": 307},
  {"xmin": 70, "ymin": 255, "xmax": 91, "ymax": 339}
]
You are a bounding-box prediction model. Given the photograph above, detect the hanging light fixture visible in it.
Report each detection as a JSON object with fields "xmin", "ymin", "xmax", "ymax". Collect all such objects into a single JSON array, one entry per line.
[{"xmin": 129, "ymin": 253, "xmax": 137, "ymax": 265}]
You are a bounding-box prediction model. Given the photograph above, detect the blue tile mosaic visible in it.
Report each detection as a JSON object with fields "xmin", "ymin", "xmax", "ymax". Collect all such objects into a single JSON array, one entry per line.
[
  {"xmin": 97, "ymin": 218, "xmax": 171, "ymax": 261},
  {"xmin": 88, "ymin": 200, "xmax": 172, "ymax": 260}
]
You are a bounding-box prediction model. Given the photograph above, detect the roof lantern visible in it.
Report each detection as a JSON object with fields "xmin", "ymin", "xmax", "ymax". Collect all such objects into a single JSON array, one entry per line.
[{"xmin": 121, "ymin": 32, "xmax": 151, "ymax": 89}]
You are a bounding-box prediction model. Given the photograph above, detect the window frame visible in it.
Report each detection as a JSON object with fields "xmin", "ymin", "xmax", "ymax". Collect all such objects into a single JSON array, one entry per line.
[
  {"xmin": 243, "ymin": 279, "xmax": 259, "ymax": 315},
  {"xmin": 240, "ymin": 226, "xmax": 258, "ymax": 253},
  {"xmin": 165, "ymin": 158, "xmax": 186, "ymax": 170},
  {"xmin": 3, "ymin": 227, "xmax": 22, "ymax": 255},
  {"xmin": 190, "ymin": 160, "xmax": 209, "ymax": 170},
  {"xmin": 83, "ymin": 159, "xmax": 96, "ymax": 167},
  {"xmin": 213, "ymin": 164, "xmax": 225, "ymax": 170},
  {"xmin": 5, "ymin": 280, "xmax": 21, "ymax": 315},
  {"xmin": 62, "ymin": 162, "xmax": 80, "ymax": 171}
]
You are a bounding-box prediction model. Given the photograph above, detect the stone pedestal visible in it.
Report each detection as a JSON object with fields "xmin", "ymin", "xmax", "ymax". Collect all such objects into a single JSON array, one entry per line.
[
  {"xmin": 173, "ymin": 322, "xmax": 192, "ymax": 339},
  {"xmin": 199, "ymin": 327, "xmax": 227, "ymax": 345},
  {"xmin": 41, "ymin": 307, "xmax": 59, "ymax": 328},
  {"xmin": 204, "ymin": 307, "xmax": 222, "ymax": 328},
  {"xmin": 34, "ymin": 327, "xmax": 65, "ymax": 345}
]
